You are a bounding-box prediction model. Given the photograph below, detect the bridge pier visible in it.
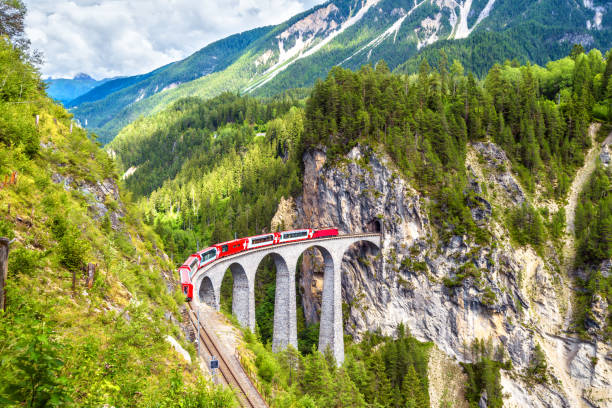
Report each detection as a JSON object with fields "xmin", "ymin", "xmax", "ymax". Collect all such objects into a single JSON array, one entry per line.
[
  {"xmin": 229, "ymin": 263, "xmax": 252, "ymax": 330},
  {"xmin": 272, "ymin": 253, "xmax": 298, "ymax": 352},
  {"xmin": 318, "ymin": 246, "xmax": 346, "ymax": 365}
]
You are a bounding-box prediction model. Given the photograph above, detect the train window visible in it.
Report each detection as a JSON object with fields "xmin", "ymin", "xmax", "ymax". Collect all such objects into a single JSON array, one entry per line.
[
  {"xmin": 251, "ymin": 235, "xmax": 273, "ymax": 245},
  {"xmin": 282, "ymin": 231, "xmax": 307, "ymax": 240},
  {"xmin": 189, "ymin": 259, "xmax": 198, "ymax": 269},
  {"xmin": 222, "ymin": 245, "xmax": 228, "ymax": 252},
  {"xmin": 202, "ymin": 249, "xmax": 216, "ymax": 262},
  {"xmin": 183, "ymin": 286, "xmax": 188, "ymax": 295}
]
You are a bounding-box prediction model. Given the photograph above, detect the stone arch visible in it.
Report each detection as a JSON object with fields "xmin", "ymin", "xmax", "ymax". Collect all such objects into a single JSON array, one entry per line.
[
  {"xmin": 296, "ymin": 244, "xmax": 335, "ymax": 322},
  {"xmin": 297, "ymin": 244, "xmax": 338, "ymax": 357},
  {"xmin": 254, "ymin": 252, "xmax": 299, "ymax": 352},
  {"xmin": 199, "ymin": 276, "xmax": 217, "ymax": 308},
  {"xmin": 297, "ymin": 244, "xmax": 335, "ymax": 275}
]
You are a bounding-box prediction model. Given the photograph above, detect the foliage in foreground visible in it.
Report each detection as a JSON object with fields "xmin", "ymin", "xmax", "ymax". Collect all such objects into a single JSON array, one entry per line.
[
  {"xmin": 0, "ymin": 33, "xmax": 234, "ymax": 407},
  {"xmin": 241, "ymin": 324, "xmax": 432, "ymax": 408}
]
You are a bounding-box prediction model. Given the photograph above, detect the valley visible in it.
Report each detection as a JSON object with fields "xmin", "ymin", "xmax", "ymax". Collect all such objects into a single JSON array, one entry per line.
[{"xmin": 2, "ymin": 0, "xmax": 612, "ymax": 407}]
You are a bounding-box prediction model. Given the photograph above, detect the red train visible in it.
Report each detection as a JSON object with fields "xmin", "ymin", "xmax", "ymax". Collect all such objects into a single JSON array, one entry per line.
[{"xmin": 179, "ymin": 228, "xmax": 338, "ymax": 301}]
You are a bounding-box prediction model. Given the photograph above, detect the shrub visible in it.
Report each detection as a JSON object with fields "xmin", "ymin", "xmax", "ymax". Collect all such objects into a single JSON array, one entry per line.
[
  {"xmin": 8, "ymin": 247, "xmax": 39, "ymax": 276},
  {"xmin": 49, "ymin": 216, "xmax": 68, "ymax": 240},
  {"xmin": 0, "ymin": 219, "xmax": 15, "ymax": 239},
  {"xmin": 58, "ymin": 228, "xmax": 90, "ymax": 272},
  {"xmin": 526, "ymin": 343, "xmax": 548, "ymax": 384}
]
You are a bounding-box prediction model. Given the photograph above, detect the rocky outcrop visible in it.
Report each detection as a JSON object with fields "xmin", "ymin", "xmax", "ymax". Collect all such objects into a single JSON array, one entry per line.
[
  {"xmin": 282, "ymin": 144, "xmax": 612, "ymax": 408},
  {"xmin": 51, "ymin": 173, "xmax": 125, "ymax": 230}
]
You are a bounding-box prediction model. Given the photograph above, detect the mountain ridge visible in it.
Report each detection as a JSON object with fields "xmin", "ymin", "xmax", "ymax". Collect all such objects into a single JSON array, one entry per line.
[{"xmin": 67, "ymin": 0, "xmax": 612, "ymax": 143}]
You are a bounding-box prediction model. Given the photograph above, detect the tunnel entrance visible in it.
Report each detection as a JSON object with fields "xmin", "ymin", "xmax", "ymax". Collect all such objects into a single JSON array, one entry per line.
[{"xmin": 366, "ymin": 218, "xmax": 382, "ymax": 233}]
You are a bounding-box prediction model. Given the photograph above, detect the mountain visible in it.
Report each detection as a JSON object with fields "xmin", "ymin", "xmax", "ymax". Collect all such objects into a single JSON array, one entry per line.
[
  {"xmin": 72, "ymin": 0, "xmax": 612, "ymax": 143},
  {"xmin": 44, "ymin": 73, "xmax": 112, "ymax": 104},
  {"xmin": 0, "ymin": 37, "xmax": 234, "ymax": 406},
  {"xmin": 67, "ymin": 26, "xmax": 273, "ymax": 143},
  {"xmin": 108, "ymin": 48, "xmax": 612, "ymax": 407}
]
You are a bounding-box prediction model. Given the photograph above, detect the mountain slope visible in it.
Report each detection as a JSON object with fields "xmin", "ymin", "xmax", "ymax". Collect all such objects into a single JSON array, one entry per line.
[
  {"xmin": 68, "ymin": 26, "xmax": 273, "ymax": 143},
  {"xmin": 73, "ymin": 0, "xmax": 612, "ymax": 144},
  {"xmin": 0, "ymin": 37, "xmax": 236, "ymax": 407},
  {"xmin": 109, "ymin": 48, "xmax": 612, "ymax": 407}
]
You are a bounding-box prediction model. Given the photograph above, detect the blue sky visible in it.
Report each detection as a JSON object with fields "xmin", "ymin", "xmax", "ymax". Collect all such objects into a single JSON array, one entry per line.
[{"xmin": 24, "ymin": 0, "xmax": 325, "ymax": 79}]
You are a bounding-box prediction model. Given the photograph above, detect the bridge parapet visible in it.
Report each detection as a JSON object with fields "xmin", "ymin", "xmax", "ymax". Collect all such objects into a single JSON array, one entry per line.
[{"xmin": 191, "ymin": 234, "xmax": 381, "ymax": 364}]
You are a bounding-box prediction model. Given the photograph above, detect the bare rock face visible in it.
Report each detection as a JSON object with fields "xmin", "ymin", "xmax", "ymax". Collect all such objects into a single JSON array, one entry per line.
[
  {"xmin": 280, "ymin": 144, "xmax": 612, "ymax": 408},
  {"xmin": 270, "ymin": 197, "xmax": 297, "ymax": 231},
  {"xmin": 51, "ymin": 174, "xmax": 125, "ymax": 230},
  {"xmin": 472, "ymin": 142, "xmax": 525, "ymax": 204}
]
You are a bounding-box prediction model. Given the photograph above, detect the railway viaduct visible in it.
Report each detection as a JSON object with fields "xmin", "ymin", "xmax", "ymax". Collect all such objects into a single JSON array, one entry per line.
[{"xmin": 191, "ymin": 233, "xmax": 381, "ymax": 364}]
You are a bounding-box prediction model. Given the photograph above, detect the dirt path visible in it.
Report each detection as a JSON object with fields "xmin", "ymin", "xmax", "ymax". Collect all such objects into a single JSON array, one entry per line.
[
  {"xmin": 563, "ymin": 123, "xmax": 612, "ymax": 266},
  {"xmin": 560, "ymin": 123, "xmax": 611, "ymax": 333}
]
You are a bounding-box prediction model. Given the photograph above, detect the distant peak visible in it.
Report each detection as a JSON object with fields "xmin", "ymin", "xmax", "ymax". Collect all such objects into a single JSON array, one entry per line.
[{"xmin": 73, "ymin": 72, "xmax": 93, "ymax": 80}]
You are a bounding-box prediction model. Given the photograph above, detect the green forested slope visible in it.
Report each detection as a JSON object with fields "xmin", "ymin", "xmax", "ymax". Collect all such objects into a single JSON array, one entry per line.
[
  {"xmin": 68, "ymin": 26, "xmax": 273, "ymax": 143},
  {"xmin": 110, "ymin": 46, "xmax": 612, "ymax": 407},
  {"xmin": 0, "ymin": 35, "xmax": 234, "ymax": 407}
]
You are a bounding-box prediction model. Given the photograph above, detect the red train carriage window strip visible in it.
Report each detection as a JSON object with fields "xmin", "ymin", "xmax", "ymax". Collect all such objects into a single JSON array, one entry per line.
[{"xmin": 282, "ymin": 231, "xmax": 307, "ymax": 239}]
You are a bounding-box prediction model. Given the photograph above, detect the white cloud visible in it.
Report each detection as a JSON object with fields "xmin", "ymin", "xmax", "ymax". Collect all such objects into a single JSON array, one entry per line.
[{"xmin": 24, "ymin": 0, "xmax": 325, "ymax": 79}]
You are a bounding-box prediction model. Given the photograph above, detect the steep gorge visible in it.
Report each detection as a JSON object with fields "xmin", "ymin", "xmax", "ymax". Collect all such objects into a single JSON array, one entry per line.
[{"xmin": 278, "ymin": 144, "xmax": 611, "ymax": 407}]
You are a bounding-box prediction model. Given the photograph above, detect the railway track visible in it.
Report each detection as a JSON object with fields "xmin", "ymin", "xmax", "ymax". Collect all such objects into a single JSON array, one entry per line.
[{"xmin": 185, "ymin": 303, "xmax": 267, "ymax": 408}]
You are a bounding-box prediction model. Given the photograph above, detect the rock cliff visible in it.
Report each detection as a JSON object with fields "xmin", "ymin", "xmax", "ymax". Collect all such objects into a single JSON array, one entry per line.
[{"xmin": 281, "ymin": 144, "xmax": 611, "ymax": 408}]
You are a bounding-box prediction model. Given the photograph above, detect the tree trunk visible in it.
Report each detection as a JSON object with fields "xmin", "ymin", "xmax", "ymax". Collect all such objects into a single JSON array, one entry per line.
[
  {"xmin": 0, "ymin": 238, "xmax": 10, "ymax": 312},
  {"xmin": 86, "ymin": 263, "xmax": 96, "ymax": 288}
]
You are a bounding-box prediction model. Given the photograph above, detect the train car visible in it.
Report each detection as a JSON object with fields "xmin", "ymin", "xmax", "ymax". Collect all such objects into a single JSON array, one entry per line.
[
  {"xmin": 245, "ymin": 232, "xmax": 277, "ymax": 250},
  {"xmin": 312, "ymin": 228, "xmax": 338, "ymax": 239},
  {"xmin": 179, "ymin": 266, "xmax": 193, "ymax": 301},
  {"xmin": 179, "ymin": 228, "xmax": 340, "ymax": 302},
  {"xmin": 275, "ymin": 228, "xmax": 311, "ymax": 244},
  {"xmin": 214, "ymin": 238, "xmax": 249, "ymax": 259}
]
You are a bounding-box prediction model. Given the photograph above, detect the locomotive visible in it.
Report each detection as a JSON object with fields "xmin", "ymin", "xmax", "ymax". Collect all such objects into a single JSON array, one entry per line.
[{"xmin": 179, "ymin": 228, "xmax": 338, "ymax": 301}]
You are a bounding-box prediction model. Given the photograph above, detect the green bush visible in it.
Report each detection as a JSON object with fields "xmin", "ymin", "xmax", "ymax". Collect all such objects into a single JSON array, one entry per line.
[
  {"xmin": 0, "ymin": 219, "xmax": 15, "ymax": 239},
  {"xmin": 49, "ymin": 216, "xmax": 68, "ymax": 240},
  {"xmin": 58, "ymin": 228, "xmax": 90, "ymax": 272},
  {"xmin": 462, "ymin": 358, "xmax": 504, "ymax": 408},
  {"xmin": 526, "ymin": 343, "xmax": 548, "ymax": 384},
  {"xmin": 8, "ymin": 247, "xmax": 39, "ymax": 277}
]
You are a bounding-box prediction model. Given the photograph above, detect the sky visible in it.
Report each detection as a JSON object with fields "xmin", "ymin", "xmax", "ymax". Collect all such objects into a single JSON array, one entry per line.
[{"xmin": 24, "ymin": 0, "xmax": 325, "ymax": 79}]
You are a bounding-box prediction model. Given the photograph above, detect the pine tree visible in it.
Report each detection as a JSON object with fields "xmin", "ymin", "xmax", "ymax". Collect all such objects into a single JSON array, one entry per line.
[
  {"xmin": 368, "ymin": 353, "xmax": 393, "ymax": 406},
  {"xmin": 401, "ymin": 365, "xmax": 428, "ymax": 408}
]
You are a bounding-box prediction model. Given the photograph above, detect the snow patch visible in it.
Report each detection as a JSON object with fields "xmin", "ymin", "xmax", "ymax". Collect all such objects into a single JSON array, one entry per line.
[
  {"xmin": 342, "ymin": 1, "xmax": 426, "ymax": 66},
  {"xmin": 161, "ymin": 82, "xmax": 180, "ymax": 92},
  {"xmin": 416, "ymin": 13, "xmax": 442, "ymax": 50},
  {"xmin": 584, "ymin": 0, "xmax": 605, "ymax": 30},
  {"xmin": 244, "ymin": 0, "xmax": 381, "ymax": 93},
  {"xmin": 134, "ymin": 89, "xmax": 146, "ymax": 103},
  {"xmin": 451, "ymin": 0, "xmax": 496, "ymax": 40},
  {"xmin": 122, "ymin": 166, "xmax": 139, "ymax": 180}
]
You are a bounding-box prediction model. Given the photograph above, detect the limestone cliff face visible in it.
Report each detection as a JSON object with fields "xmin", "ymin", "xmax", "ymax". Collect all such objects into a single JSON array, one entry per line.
[{"xmin": 283, "ymin": 145, "xmax": 611, "ymax": 408}]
